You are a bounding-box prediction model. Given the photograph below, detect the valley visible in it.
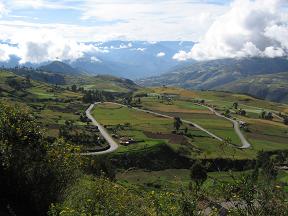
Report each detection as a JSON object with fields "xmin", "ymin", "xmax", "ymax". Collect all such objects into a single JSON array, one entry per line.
[
  {"xmin": 1, "ymin": 1, "xmax": 288, "ymax": 215},
  {"xmin": 1, "ymin": 67, "xmax": 288, "ymax": 215}
]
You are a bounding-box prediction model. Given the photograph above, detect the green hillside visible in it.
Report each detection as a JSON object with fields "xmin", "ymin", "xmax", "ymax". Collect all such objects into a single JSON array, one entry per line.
[
  {"xmin": 219, "ymin": 72, "xmax": 288, "ymax": 102},
  {"xmin": 65, "ymin": 74, "xmax": 139, "ymax": 93},
  {"xmin": 1, "ymin": 69, "xmax": 288, "ymax": 215},
  {"xmin": 138, "ymin": 58, "xmax": 288, "ymax": 103}
]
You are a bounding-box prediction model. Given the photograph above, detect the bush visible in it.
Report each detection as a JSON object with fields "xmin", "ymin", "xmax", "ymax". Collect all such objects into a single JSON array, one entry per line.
[
  {"xmin": 49, "ymin": 176, "xmax": 154, "ymax": 216},
  {"xmin": 0, "ymin": 102, "xmax": 84, "ymax": 215}
]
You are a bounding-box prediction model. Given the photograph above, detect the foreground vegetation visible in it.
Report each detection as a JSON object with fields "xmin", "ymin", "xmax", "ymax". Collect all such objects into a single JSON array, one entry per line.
[
  {"xmin": 1, "ymin": 102, "xmax": 287, "ymax": 216},
  {"xmin": 0, "ymin": 69, "xmax": 288, "ymax": 215}
]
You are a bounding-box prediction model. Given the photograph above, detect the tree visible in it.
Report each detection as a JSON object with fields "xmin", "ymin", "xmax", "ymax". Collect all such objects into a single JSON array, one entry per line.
[
  {"xmin": 0, "ymin": 102, "xmax": 48, "ymax": 214},
  {"xmin": 137, "ymin": 97, "xmax": 141, "ymax": 104},
  {"xmin": 284, "ymin": 116, "xmax": 288, "ymax": 125},
  {"xmin": 261, "ymin": 111, "xmax": 266, "ymax": 119},
  {"xmin": 174, "ymin": 117, "xmax": 182, "ymax": 132},
  {"xmin": 125, "ymin": 96, "xmax": 133, "ymax": 105},
  {"xmin": 190, "ymin": 161, "xmax": 207, "ymax": 187},
  {"xmin": 184, "ymin": 127, "xmax": 188, "ymax": 134},
  {"xmin": 266, "ymin": 112, "xmax": 273, "ymax": 120},
  {"xmin": 71, "ymin": 84, "xmax": 77, "ymax": 92},
  {"xmin": 233, "ymin": 102, "xmax": 238, "ymax": 109},
  {"xmin": 238, "ymin": 109, "xmax": 246, "ymax": 116},
  {"xmin": 260, "ymin": 111, "xmax": 273, "ymax": 120},
  {"xmin": 224, "ymin": 109, "xmax": 231, "ymax": 117},
  {"xmin": 0, "ymin": 102, "xmax": 83, "ymax": 215}
]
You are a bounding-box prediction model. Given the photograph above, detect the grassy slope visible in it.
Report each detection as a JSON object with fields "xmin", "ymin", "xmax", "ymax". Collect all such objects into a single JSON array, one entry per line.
[
  {"xmin": 117, "ymin": 168, "xmax": 288, "ymax": 194},
  {"xmin": 0, "ymin": 70, "xmax": 85, "ymax": 137},
  {"xmin": 65, "ymin": 74, "xmax": 139, "ymax": 93},
  {"xmin": 135, "ymin": 87, "xmax": 288, "ymax": 158},
  {"xmin": 92, "ymin": 103, "xmax": 257, "ymax": 160},
  {"xmin": 218, "ymin": 72, "xmax": 288, "ymax": 103},
  {"xmin": 92, "ymin": 103, "xmax": 174, "ymax": 154}
]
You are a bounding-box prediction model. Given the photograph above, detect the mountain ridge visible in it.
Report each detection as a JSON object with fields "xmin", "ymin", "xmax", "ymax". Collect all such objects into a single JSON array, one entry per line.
[{"xmin": 138, "ymin": 57, "xmax": 288, "ymax": 103}]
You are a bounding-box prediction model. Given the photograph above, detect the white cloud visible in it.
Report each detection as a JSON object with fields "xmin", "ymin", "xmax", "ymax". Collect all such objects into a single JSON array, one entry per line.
[
  {"xmin": 80, "ymin": 0, "xmax": 228, "ymax": 41},
  {"xmin": 156, "ymin": 52, "xmax": 166, "ymax": 57},
  {"xmin": 0, "ymin": 1, "xmax": 8, "ymax": 17},
  {"xmin": 110, "ymin": 42, "xmax": 133, "ymax": 50},
  {"xmin": 90, "ymin": 56, "xmax": 102, "ymax": 63},
  {"xmin": 5, "ymin": 0, "xmax": 79, "ymax": 10},
  {"xmin": 264, "ymin": 47, "xmax": 285, "ymax": 58},
  {"xmin": 0, "ymin": 43, "xmax": 18, "ymax": 61},
  {"xmin": 133, "ymin": 48, "xmax": 146, "ymax": 52},
  {"xmin": 173, "ymin": 50, "xmax": 190, "ymax": 61},
  {"xmin": 0, "ymin": 1, "xmax": 230, "ymax": 45},
  {"xmin": 173, "ymin": 0, "xmax": 288, "ymax": 61},
  {"xmin": 0, "ymin": 23, "xmax": 105, "ymax": 63}
]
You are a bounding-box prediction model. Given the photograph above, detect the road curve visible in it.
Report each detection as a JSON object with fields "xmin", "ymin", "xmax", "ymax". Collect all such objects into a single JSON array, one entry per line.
[
  {"xmin": 201, "ymin": 105, "xmax": 251, "ymax": 149},
  {"xmin": 82, "ymin": 102, "xmax": 250, "ymax": 156},
  {"xmin": 106, "ymin": 102, "xmax": 223, "ymax": 142},
  {"xmin": 81, "ymin": 103, "xmax": 119, "ymax": 156}
]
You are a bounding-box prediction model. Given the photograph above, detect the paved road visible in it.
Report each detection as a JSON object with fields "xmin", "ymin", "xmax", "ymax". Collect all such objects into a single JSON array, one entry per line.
[
  {"xmin": 201, "ymin": 105, "xmax": 251, "ymax": 149},
  {"xmin": 272, "ymin": 113, "xmax": 284, "ymax": 121},
  {"xmin": 81, "ymin": 103, "xmax": 119, "ymax": 156},
  {"xmin": 107, "ymin": 102, "xmax": 223, "ymax": 141},
  {"xmin": 82, "ymin": 102, "xmax": 251, "ymax": 155}
]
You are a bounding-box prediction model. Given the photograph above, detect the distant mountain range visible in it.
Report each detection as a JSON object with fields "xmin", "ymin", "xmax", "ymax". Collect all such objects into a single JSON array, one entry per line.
[
  {"xmin": 138, "ymin": 58, "xmax": 288, "ymax": 103},
  {"xmin": 2, "ymin": 40, "xmax": 288, "ymax": 103},
  {"xmin": 0, "ymin": 41, "xmax": 194, "ymax": 79}
]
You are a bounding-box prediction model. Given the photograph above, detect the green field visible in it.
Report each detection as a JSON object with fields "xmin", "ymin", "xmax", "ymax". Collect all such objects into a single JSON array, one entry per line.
[
  {"xmin": 136, "ymin": 88, "xmax": 288, "ymax": 156},
  {"xmin": 65, "ymin": 74, "xmax": 139, "ymax": 93},
  {"xmin": 0, "ymin": 70, "xmax": 90, "ymax": 138},
  {"xmin": 92, "ymin": 102, "xmax": 233, "ymax": 157},
  {"xmin": 92, "ymin": 103, "xmax": 175, "ymax": 154},
  {"xmin": 92, "ymin": 103, "xmax": 259, "ymax": 159},
  {"xmin": 140, "ymin": 97, "xmax": 242, "ymax": 145}
]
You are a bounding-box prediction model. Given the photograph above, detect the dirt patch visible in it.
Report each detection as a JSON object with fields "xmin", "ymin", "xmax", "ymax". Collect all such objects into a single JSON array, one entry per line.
[
  {"xmin": 247, "ymin": 132, "xmax": 288, "ymax": 144},
  {"xmin": 144, "ymin": 131, "xmax": 187, "ymax": 145},
  {"xmin": 247, "ymin": 118, "xmax": 287, "ymax": 128}
]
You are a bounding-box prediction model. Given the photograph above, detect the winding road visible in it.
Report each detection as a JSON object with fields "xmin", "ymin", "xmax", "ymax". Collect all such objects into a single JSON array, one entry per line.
[
  {"xmin": 127, "ymin": 104, "xmax": 223, "ymax": 142},
  {"xmin": 82, "ymin": 101, "xmax": 251, "ymax": 155},
  {"xmin": 80, "ymin": 103, "xmax": 119, "ymax": 156},
  {"xmin": 200, "ymin": 104, "xmax": 251, "ymax": 149}
]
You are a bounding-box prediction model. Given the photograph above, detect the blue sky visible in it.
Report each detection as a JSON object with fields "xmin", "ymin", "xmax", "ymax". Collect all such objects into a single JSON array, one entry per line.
[
  {"xmin": 0, "ymin": 0, "xmax": 287, "ymax": 63},
  {"xmin": 0, "ymin": 0, "xmax": 232, "ymax": 41}
]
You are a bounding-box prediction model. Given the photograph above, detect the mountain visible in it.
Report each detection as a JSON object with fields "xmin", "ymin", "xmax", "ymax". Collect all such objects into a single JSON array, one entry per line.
[
  {"xmin": 0, "ymin": 66, "xmax": 139, "ymax": 94},
  {"xmin": 138, "ymin": 57, "xmax": 288, "ymax": 103},
  {"xmin": 1, "ymin": 41, "xmax": 194, "ymax": 79},
  {"xmin": 70, "ymin": 41, "xmax": 194, "ymax": 79},
  {"xmin": 219, "ymin": 72, "xmax": 288, "ymax": 102},
  {"xmin": 39, "ymin": 61, "xmax": 82, "ymax": 75}
]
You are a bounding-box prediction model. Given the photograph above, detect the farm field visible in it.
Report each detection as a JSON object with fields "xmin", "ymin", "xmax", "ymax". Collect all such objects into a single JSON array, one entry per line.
[
  {"xmin": 1, "ymin": 69, "xmax": 288, "ymax": 215},
  {"xmin": 92, "ymin": 102, "xmax": 259, "ymax": 159},
  {"xmin": 0, "ymin": 70, "xmax": 107, "ymax": 151},
  {"xmin": 139, "ymin": 96, "xmax": 242, "ymax": 145},
  {"xmin": 92, "ymin": 103, "xmax": 187, "ymax": 154},
  {"xmin": 135, "ymin": 88, "xmax": 288, "ymax": 157}
]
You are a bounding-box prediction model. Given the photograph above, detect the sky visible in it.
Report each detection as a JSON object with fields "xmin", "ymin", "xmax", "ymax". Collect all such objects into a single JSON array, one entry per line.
[{"xmin": 0, "ymin": 0, "xmax": 287, "ymax": 63}]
